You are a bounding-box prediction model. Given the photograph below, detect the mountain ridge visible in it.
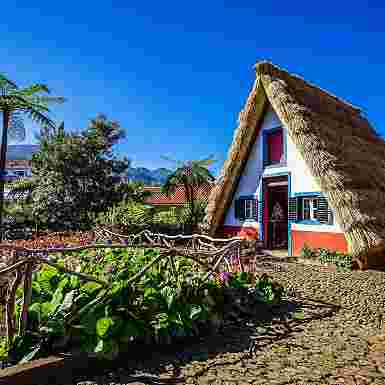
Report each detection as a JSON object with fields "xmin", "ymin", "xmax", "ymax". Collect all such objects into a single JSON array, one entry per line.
[{"xmin": 127, "ymin": 166, "xmax": 172, "ymax": 185}]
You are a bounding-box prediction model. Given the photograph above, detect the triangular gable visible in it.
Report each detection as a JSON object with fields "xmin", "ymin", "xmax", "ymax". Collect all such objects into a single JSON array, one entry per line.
[{"xmin": 206, "ymin": 61, "xmax": 385, "ymax": 264}]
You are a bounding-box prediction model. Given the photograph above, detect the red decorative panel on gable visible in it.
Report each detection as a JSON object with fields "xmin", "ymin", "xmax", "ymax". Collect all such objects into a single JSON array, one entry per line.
[{"xmin": 267, "ymin": 130, "xmax": 283, "ymax": 164}]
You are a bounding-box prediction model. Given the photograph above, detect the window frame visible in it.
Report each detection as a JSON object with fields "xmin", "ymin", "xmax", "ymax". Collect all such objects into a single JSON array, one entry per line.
[
  {"xmin": 267, "ymin": 129, "xmax": 283, "ymax": 166},
  {"xmin": 302, "ymin": 197, "xmax": 318, "ymax": 221},
  {"xmin": 244, "ymin": 199, "xmax": 254, "ymax": 219}
]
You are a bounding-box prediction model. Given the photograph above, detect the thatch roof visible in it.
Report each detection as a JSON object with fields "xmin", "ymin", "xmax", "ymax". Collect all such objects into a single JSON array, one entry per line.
[{"xmin": 205, "ymin": 61, "xmax": 385, "ymax": 268}]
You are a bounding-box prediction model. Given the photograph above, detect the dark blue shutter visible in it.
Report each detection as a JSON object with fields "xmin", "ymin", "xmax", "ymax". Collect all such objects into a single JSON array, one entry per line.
[
  {"xmin": 297, "ymin": 197, "xmax": 303, "ymax": 221},
  {"xmin": 288, "ymin": 197, "xmax": 298, "ymax": 222},
  {"xmin": 258, "ymin": 199, "xmax": 264, "ymax": 222},
  {"xmin": 252, "ymin": 199, "xmax": 258, "ymax": 220},
  {"xmin": 316, "ymin": 196, "xmax": 329, "ymax": 224},
  {"xmin": 238, "ymin": 198, "xmax": 246, "ymax": 221}
]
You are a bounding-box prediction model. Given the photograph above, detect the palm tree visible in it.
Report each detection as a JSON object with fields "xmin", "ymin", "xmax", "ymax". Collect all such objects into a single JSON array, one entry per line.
[
  {"xmin": 0, "ymin": 74, "xmax": 65, "ymax": 240},
  {"xmin": 161, "ymin": 156, "xmax": 216, "ymax": 232}
]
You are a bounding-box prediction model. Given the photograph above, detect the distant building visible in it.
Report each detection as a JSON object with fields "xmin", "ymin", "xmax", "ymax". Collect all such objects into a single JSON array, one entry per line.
[
  {"xmin": 5, "ymin": 144, "xmax": 39, "ymax": 180},
  {"xmin": 144, "ymin": 184, "xmax": 213, "ymax": 210}
]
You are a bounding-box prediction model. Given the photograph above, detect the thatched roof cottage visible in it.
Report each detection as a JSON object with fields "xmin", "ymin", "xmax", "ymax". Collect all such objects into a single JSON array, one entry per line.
[{"xmin": 205, "ymin": 61, "xmax": 385, "ymax": 269}]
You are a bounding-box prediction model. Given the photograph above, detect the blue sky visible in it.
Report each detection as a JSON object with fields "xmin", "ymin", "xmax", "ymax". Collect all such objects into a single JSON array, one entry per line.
[{"xmin": 1, "ymin": 1, "xmax": 385, "ymax": 174}]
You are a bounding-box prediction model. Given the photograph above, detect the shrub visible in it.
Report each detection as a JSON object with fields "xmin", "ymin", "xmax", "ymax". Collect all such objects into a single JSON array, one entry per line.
[
  {"xmin": 254, "ymin": 273, "xmax": 284, "ymax": 304},
  {"xmin": 318, "ymin": 248, "xmax": 352, "ymax": 271},
  {"xmin": 300, "ymin": 243, "xmax": 317, "ymax": 259},
  {"xmin": 301, "ymin": 245, "xmax": 353, "ymax": 271},
  {"xmin": 96, "ymin": 200, "xmax": 155, "ymax": 231},
  {"xmin": 179, "ymin": 200, "xmax": 208, "ymax": 226},
  {"xmin": 153, "ymin": 208, "xmax": 180, "ymax": 225}
]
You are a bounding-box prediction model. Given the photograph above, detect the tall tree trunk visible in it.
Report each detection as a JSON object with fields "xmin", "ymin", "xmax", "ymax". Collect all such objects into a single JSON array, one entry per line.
[{"xmin": 0, "ymin": 109, "xmax": 10, "ymax": 242}]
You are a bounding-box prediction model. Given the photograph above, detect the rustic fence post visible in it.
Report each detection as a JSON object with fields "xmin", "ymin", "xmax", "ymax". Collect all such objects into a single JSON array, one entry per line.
[
  {"xmin": 5, "ymin": 257, "xmax": 24, "ymax": 347},
  {"xmin": 18, "ymin": 258, "xmax": 33, "ymax": 337}
]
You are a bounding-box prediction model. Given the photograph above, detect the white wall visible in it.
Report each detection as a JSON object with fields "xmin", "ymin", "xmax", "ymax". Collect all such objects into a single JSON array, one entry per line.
[
  {"xmin": 224, "ymin": 106, "xmax": 280, "ymax": 227},
  {"xmin": 224, "ymin": 102, "xmax": 344, "ymax": 233},
  {"xmin": 286, "ymin": 134, "xmax": 320, "ymax": 194}
]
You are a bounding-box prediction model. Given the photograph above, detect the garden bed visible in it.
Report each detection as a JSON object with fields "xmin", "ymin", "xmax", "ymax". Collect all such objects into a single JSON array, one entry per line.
[
  {"xmin": 38, "ymin": 261, "xmax": 385, "ymax": 385},
  {"xmin": 2, "ymin": 241, "xmax": 385, "ymax": 385},
  {"xmin": 0, "ymin": 241, "xmax": 286, "ymax": 371}
]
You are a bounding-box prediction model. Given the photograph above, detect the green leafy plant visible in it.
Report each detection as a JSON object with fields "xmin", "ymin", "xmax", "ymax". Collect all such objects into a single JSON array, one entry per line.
[
  {"xmin": 153, "ymin": 208, "xmax": 181, "ymax": 225},
  {"xmin": 7, "ymin": 246, "xmax": 285, "ymax": 364},
  {"xmin": 161, "ymin": 157, "xmax": 215, "ymax": 231},
  {"xmin": 300, "ymin": 245, "xmax": 353, "ymax": 272},
  {"xmin": 300, "ymin": 243, "xmax": 317, "ymax": 259},
  {"xmin": 254, "ymin": 274, "xmax": 284, "ymax": 305},
  {"xmin": 96, "ymin": 200, "xmax": 155, "ymax": 232},
  {"xmin": 0, "ymin": 337, "xmax": 10, "ymax": 362},
  {"xmin": 318, "ymin": 248, "xmax": 353, "ymax": 271}
]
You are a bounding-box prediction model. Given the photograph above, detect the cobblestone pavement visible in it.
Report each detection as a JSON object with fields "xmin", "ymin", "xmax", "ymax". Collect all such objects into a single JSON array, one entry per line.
[{"xmin": 68, "ymin": 262, "xmax": 385, "ymax": 385}]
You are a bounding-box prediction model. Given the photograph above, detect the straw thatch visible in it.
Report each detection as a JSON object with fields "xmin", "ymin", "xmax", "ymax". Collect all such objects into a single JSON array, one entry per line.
[{"xmin": 205, "ymin": 61, "xmax": 385, "ymax": 269}]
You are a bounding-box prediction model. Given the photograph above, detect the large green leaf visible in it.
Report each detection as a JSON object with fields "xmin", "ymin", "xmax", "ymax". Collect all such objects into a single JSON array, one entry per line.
[
  {"xmin": 80, "ymin": 281, "xmax": 102, "ymax": 297},
  {"xmin": 151, "ymin": 312, "xmax": 169, "ymax": 331},
  {"xmin": 70, "ymin": 275, "xmax": 80, "ymax": 289},
  {"xmin": 31, "ymin": 281, "xmax": 41, "ymax": 296},
  {"xmin": 39, "ymin": 266, "xmax": 58, "ymax": 283},
  {"xmin": 189, "ymin": 304, "xmax": 202, "ymax": 320},
  {"xmin": 28, "ymin": 303, "xmax": 41, "ymax": 325},
  {"xmin": 96, "ymin": 317, "xmax": 114, "ymax": 338},
  {"xmin": 161, "ymin": 286, "xmax": 176, "ymax": 310},
  {"xmin": 40, "ymin": 302, "xmax": 55, "ymax": 319},
  {"xmin": 50, "ymin": 287, "xmax": 64, "ymax": 313}
]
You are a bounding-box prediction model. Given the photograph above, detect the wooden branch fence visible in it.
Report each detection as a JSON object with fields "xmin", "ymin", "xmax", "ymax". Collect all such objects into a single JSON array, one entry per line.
[{"xmin": 0, "ymin": 228, "xmax": 248, "ymax": 349}]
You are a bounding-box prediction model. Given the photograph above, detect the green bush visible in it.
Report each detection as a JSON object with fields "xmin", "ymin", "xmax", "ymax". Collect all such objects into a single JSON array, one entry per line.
[
  {"xmin": 153, "ymin": 208, "xmax": 180, "ymax": 225},
  {"xmin": 300, "ymin": 244, "xmax": 353, "ymax": 272},
  {"xmin": 254, "ymin": 273, "xmax": 284, "ymax": 305},
  {"xmin": 96, "ymin": 200, "xmax": 155, "ymax": 231},
  {"xmin": 318, "ymin": 248, "xmax": 352, "ymax": 271},
  {"xmin": 179, "ymin": 200, "xmax": 208, "ymax": 226},
  {"xmin": 300, "ymin": 243, "xmax": 317, "ymax": 259}
]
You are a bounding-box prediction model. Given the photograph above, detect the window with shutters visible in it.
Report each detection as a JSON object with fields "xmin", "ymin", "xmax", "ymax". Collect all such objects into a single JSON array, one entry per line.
[
  {"xmin": 288, "ymin": 194, "xmax": 333, "ymax": 225},
  {"xmin": 235, "ymin": 197, "xmax": 258, "ymax": 221},
  {"xmin": 244, "ymin": 199, "xmax": 254, "ymax": 219}
]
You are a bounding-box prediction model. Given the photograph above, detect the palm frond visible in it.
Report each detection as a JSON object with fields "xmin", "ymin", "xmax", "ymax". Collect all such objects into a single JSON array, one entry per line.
[
  {"xmin": 25, "ymin": 107, "xmax": 56, "ymax": 129},
  {"xmin": 10, "ymin": 94, "xmax": 51, "ymax": 112},
  {"xmin": 193, "ymin": 156, "xmax": 216, "ymax": 168},
  {"xmin": 0, "ymin": 74, "xmax": 17, "ymax": 91},
  {"xmin": 27, "ymin": 95, "xmax": 66, "ymax": 105},
  {"xmin": 18, "ymin": 84, "xmax": 50, "ymax": 96},
  {"xmin": 161, "ymin": 172, "xmax": 180, "ymax": 196}
]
